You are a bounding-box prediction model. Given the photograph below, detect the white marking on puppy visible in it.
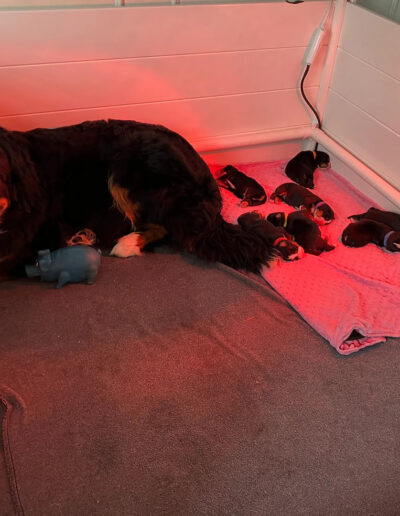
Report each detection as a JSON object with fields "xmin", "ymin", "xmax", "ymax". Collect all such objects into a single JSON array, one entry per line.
[
  {"xmin": 110, "ymin": 232, "xmax": 144, "ymax": 258},
  {"xmin": 288, "ymin": 245, "xmax": 305, "ymax": 261}
]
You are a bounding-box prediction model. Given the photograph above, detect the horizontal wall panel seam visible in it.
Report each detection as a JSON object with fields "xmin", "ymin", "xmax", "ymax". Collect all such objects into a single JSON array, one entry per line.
[
  {"xmin": 0, "ymin": 2, "xmax": 330, "ymax": 66},
  {"xmin": 336, "ymin": 47, "xmax": 400, "ymax": 84},
  {"xmin": 0, "ymin": 87, "xmax": 319, "ymax": 119},
  {"xmin": 327, "ymin": 89, "xmax": 400, "ymax": 138},
  {"xmin": 323, "ymin": 126, "xmax": 400, "ymax": 191},
  {"xmin": 0, "ymin": 46, "xmax": 327, "ymax": 69}
]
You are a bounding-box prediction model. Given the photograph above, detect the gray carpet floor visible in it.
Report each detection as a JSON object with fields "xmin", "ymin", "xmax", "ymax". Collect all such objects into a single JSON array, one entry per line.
[{"xmin": 1, "ymin": 249, "xmax": 400, "ymax": 515}]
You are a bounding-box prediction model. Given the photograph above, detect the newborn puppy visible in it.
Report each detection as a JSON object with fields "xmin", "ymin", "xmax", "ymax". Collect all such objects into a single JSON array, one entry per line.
[
  {"xmin": 285, "ymin": 150, "xmax": 330, "ymax": 189},
  {"xmin": 342, "ymin": 219, "xmax": 400, "ymax": 252},
  {"xmin": 270, "ymin": 182, "xmax": 334, "ymax": 225},
  {"xmin": 238, "ymin": 211, "xmax": 304, "ymax": 261},
  {"xmin": 216, "ymin": 165, "xmax": 267, "ymax": 207},
  {"xmin": 267, "ymin": 211, "xmax": 334, "ymax": 255},
  {"xmin": 348, "ymin": 207, "xmax": 400, "ymax": 231}
]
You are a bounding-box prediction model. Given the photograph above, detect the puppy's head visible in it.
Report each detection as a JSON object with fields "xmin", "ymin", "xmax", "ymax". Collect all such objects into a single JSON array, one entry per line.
[
  {"xmin": 237, "ymin": 211, "xmax": 264, "ymax": 229},
  {"xmin": 313, "ymin": 203, "xmax": 334, "ymax": 225},
  {"xmin": 385, "ymin": 231, "xmax": 400, "ymax": 252},
  {"xmin": 315, "ymin": 151, "xmax": 331, "ymax": 169},
  {"xmin": 342, "ymin": 223, "xmax": 370, "ymax": 247},
  {"xmin": 266, "ymin": 212, "xmax": 285, "ymax": 227},
  {"xmin": 274, "ymin": 238, "xmax": 304, "ymax": 261}
]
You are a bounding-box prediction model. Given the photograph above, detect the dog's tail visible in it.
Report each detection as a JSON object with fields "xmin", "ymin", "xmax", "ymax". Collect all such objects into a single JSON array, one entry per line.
[{"xmin": 190, "ymin": 214, "xmax": 277, "ymax": 273}]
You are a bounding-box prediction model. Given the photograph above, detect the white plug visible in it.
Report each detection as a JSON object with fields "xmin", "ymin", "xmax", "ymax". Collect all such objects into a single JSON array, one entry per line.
[{"xmin": 304, "ymin": 26, "xmax": 325, "ymax": 65}]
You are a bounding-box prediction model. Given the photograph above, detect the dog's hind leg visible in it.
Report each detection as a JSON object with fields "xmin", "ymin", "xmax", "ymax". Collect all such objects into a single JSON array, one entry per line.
[{"xmin": 110, "ymin": 224, "xmax": 167, "ymax": 258}]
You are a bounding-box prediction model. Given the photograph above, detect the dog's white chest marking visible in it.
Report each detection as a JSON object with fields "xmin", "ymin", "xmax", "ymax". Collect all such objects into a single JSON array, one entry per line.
[{"xmin": 110, "ymin": 232, "xmax": 144, "ymax": 258}]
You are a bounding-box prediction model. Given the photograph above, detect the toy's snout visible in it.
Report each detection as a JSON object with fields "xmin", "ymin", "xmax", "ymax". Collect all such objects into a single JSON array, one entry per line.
[{"xmin": 25, "ymin": 264, "xmax": 40, "ymax": 278}]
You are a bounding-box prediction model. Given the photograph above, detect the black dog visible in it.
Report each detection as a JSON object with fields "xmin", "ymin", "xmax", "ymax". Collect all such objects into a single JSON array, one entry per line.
[
  {"xmin": 237, "ymin": 212, "xmax": 304, "ymax": 261},
  {"xmin": 342, "ymin": 220, "xmax": 400, "ymax": 252},
  {"xmin": 0, "ymin": 120, "xmax": 277, "ymax": 277},
  {"xmin": 270, "ymin": 182, "xmax": 334, "ymax": 225},
  {"xmin": 285, "ymin": 150, "xmax": 330, "ymax": 189},
  {"xmin": 267, "ymin": 211, "xmax": 334, "ymax": 255},
  {"xmin": 216, "ymin": 165, "xmax": 267, "ymax": 207},
  {"xmin": 348, "ymin": 207, "xmax": 400, "ymax": 231}
]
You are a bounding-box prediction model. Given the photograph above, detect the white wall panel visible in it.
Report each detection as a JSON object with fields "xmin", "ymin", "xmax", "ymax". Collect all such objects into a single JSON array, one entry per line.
[
  {"xmin": 0, "ymin": 3, "xmax": 329, "ymax": 66},
  {"xmin": 338, "ymin": 3, "xmax": 400, "ymax": 80},
  {"xmin": 324, "ymin": 92, "xmax": 400, "ymax": 190},
  {"xmin": 0, "ymin": 88, "xmax": 317, "ymax": 140},
  {"xmin": 0, "ymin": 48, "xmax": 325, "ymax": 117},
  {"xmin": 324, "ymin": 3, "xmax": 400, "ymax": 193},
  {"xmin": 0, "ymin": 1, "xmax": 329, "ymax": 153},
  {"xmin": 330, "ymin": 49, "xmax": 400, "ymax": 134}
]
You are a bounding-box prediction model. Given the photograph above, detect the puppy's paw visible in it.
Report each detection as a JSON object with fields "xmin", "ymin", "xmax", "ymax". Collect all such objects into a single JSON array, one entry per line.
[{"xmin": 110, "ymin": 232, "xmax": 145, "ymax": 258}]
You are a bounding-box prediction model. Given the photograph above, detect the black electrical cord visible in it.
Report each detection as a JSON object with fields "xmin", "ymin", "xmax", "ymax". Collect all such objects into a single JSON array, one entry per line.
[{"xmin": 300, "ymin": 64, "xmax": 321, "ymax": 151}]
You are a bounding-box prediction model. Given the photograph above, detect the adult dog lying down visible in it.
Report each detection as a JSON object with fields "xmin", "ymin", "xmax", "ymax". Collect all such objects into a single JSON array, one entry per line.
[{"xmin": 0, "ymin": 119, "xmax": 276, "ymax": 277}]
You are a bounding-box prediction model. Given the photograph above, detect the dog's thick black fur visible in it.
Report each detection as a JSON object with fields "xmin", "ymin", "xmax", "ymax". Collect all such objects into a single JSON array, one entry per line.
[{"xmin": 0, "ymin": 119, "xmax": 276, "ymax": 277}]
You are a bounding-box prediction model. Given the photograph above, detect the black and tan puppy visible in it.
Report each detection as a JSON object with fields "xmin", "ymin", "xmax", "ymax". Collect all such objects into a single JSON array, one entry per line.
[
  {"xmin": 348, "ymin": 207, "xmax": 400, "ymax": 231},
  {"xmin": 342, "ymin": 219, "xmax": 400, "ymax": 252},
  {"xmin": 270, "ymin": 182, "xmax": 334, "ymax": 225},
  {"xmin": 216, "ymin": 165, "xmax": 267, "ymax": 207},
  {"xmin": 267, "ymin": 211, "xmax": 334, "ymax": 255},
  {"xmin": 238, "ymin": 212, "xmax": 304, "ymax": 261},
  {"xmin": 285, "ymin": 150, "xmax": 330, "ymax": 189}
]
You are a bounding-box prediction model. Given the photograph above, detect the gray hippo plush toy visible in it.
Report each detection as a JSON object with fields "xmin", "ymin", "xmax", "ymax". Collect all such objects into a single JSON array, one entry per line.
[{"xmin": 25, "ymin": 246, "xmax": 101, "ymax": 288}]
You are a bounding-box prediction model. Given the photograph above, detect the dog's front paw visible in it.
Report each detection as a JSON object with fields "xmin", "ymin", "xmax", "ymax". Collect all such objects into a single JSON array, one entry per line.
[{"xmin": 110, "ymin": 232, "xmax": 145, "ymax": 258}]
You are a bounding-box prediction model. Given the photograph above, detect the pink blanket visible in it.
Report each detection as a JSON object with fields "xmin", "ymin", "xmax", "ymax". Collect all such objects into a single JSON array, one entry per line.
[{"xmin": 208, "ymin": 161, "xmax": 400, "ymax": 355}]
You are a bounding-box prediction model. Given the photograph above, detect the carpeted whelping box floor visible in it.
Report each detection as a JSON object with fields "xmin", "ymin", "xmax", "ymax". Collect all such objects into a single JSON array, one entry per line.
[{"xmin": 1, "ymin": 250, "xmax": 400, "ymax": 515}]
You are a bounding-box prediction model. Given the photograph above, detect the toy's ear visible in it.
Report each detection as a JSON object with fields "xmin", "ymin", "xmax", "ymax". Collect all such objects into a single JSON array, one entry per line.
[{"xmin": 37, "ymin": 249, "xmax": 52, "ymax": 272}]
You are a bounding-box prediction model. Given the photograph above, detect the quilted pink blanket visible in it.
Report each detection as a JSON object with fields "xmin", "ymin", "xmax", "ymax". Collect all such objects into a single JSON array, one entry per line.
[{"xmin": 208, "ymin": 161, "xmax": 400, "ymax": 355}]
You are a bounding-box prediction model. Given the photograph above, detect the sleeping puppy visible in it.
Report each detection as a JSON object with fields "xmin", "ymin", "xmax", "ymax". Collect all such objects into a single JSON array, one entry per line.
[
  {"xmin": 348, "ymin": 207, "xmax": 400, "ymax": 231},
  {"xmin": 270, "ymin": 182, "xmax": 334, "ymax": 225},
  {"xmin": 267, "ymin": 211, "xmax": 335, "ymax": 255},
  {"xmin": 216, "ymin": 165, "xmax": 267, "ymax": 207},
  {"xmin": 285, "ymin": 150, "xmax": 330, "ymax": 189},
  {"xmin": 342, "ymin": 219, "xmax": 400, "ymax": 252},
  {"xmin": 238, "ymin": 211, "xmax": 304, "ymax": 261}
]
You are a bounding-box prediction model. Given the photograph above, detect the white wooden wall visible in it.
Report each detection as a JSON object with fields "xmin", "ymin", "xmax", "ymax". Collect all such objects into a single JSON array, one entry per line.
[
  {"xmin": 323, "ymin": 3, "xmax": 400, "ymax": 191},
  {"xmin": 0, "ymin": 2, "xmax": 329, "ymax": 158}
]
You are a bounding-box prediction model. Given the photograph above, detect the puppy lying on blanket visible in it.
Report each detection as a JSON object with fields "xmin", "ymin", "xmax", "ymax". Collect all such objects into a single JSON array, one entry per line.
[
  {"xmin": 270, "ymin": 182, "xmax": 334, "ymax": 225},
  {"xmin": 216, "ymin": 165, "xmax": 267, "ymax": 207},
  {"xmin": 342, "ymin": 219, "xmax": 400, "ymax": 253},
  {"xmin": 237, "ymin": 212, "xmax": 304, "ymax": 261},
  {"xmin": 0, "ymin": 120, "xmax": 277, "ymax": 277},
  {"xmin": 267, "ymin": 211, "xmax": 334, "ymax": 256},
  {"xmin": 349, "ymin": 207, "xmax": 400, "ymax": 231},
  {"xmin": 284, "ymin": 150, "xmax": 331, "ymax": 189}
]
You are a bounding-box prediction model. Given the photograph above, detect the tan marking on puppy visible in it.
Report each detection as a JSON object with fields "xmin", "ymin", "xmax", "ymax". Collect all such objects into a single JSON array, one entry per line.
[{"xmin": 108, "ymin": 176, "xmax": 138, "ymax": 226}]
